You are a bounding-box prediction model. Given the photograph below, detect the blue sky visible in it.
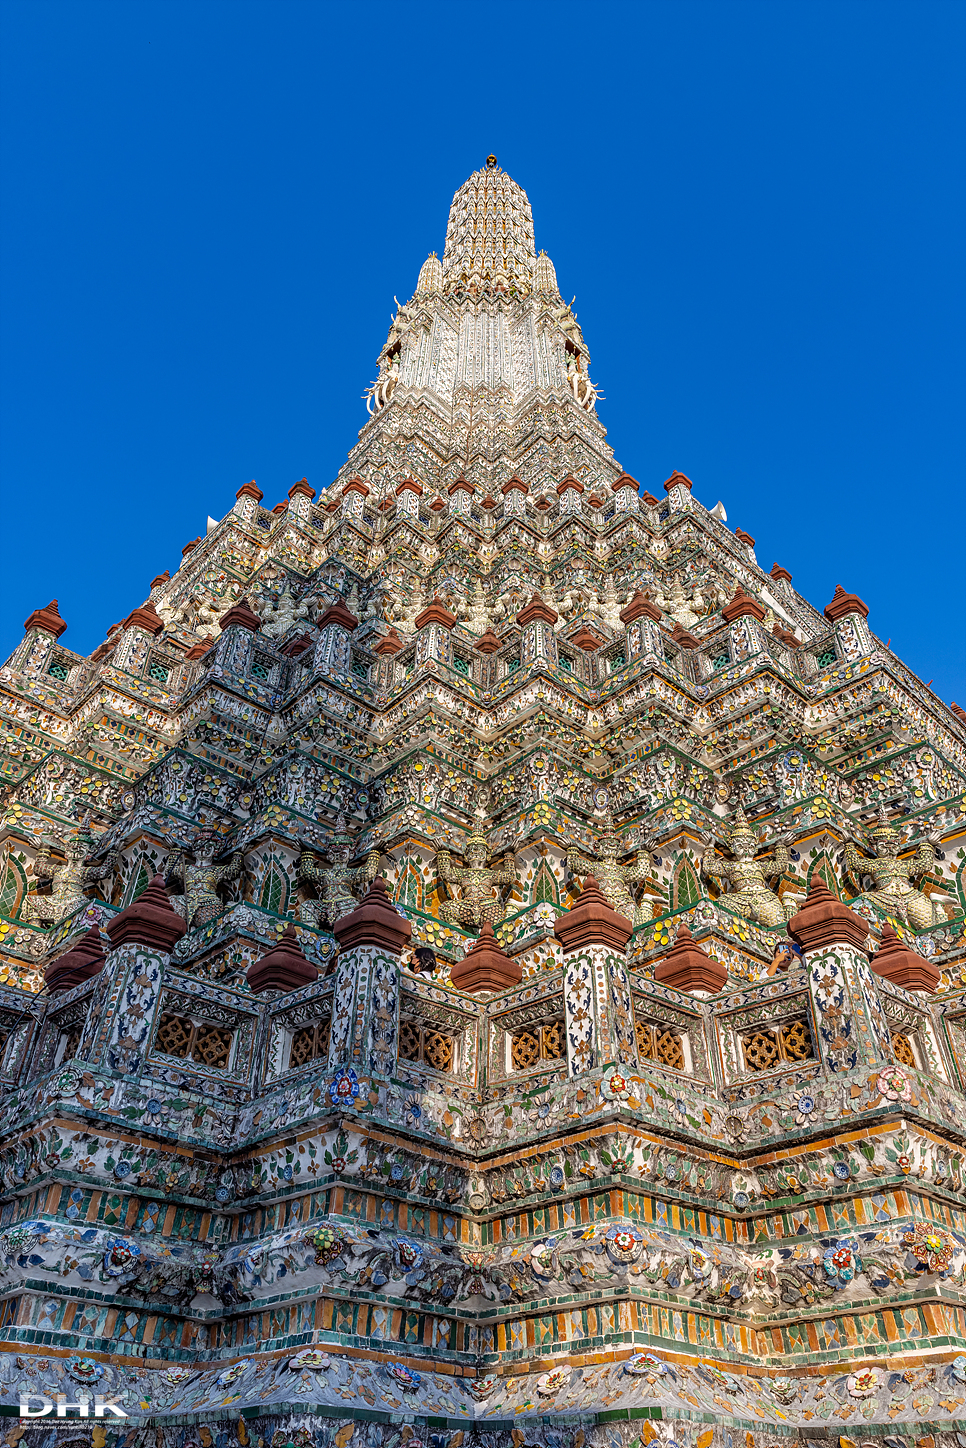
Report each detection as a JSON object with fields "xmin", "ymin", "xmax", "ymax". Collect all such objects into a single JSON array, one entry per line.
[{"xmin": 1, "ymin": 1, "xmax": 963, "ymax": 704}]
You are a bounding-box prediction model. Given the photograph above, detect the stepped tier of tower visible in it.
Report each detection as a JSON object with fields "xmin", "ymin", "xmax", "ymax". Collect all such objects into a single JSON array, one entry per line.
[{"xmin": 0, "ymin": 160, "xmax": 963, "ymax": 1444}]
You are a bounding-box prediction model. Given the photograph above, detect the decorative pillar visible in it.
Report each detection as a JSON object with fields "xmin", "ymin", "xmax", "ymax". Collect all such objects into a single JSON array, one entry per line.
[
  {"xmin": 341, "ymin": 477, "xmax": 369, "ymax": 523},
  {"xmin": 395, "ymin": 478, "xmax": 422, "ymax": 519},
  {"xmin": 14, "ymin": 600, "xmax": 68, "ymax": 678},
  {"xmin": 516, "ymin": 594, "xmax": 558, "ymax": 671},
  {"xmin": 769, "ymin": 562, "xmax": 794, "ymax": 601},
  {"xmin": 414, "ymin": 599, "xmax": 456, "ymax": 672},
  {"xmin": 721, "ymin": 586, "xmax": 768, "ymax": 663},
  {"xmin": 823, "ymin": 585, "xmax": 875, "ymax": 662},
  {"xmin": 233, "ymin": 480, "xmax": 264, "ymax": 526},
  {"xmin": 734, "ymin": 527, "xmax": 758, "ymax": 565},
  {"xmin": 373, "ymin": 627, "xmax": 404, "ymax": 690},
  {"xmin": 554, "ymin": 877, "xmax": 636, "ymax": 1074},
  {"xmin": 448, "ymin": 477, "xmax": 475, "ymax": 517},
  {"xmin": 313, "ymin": 598, "xmax": 358, "ymax": 676},
  {"xmin": 287, "ymin": 478, "xmax": 316, "ymax": 525},
  {"xmin": 113, "ymin": 602, "xmax": 165, "ymax": 673},
  {"xmin": 788, "ymin": 880, "xmax": 891, "ymax": 1073},
  {"xmin": 213, "ymin": 598, "xmax": 262, "ymax": 676},
  {"xmin": 556, "ymin": 476, "xmax": 584, "ymax": 515},
  {"xmin": 611, "ymin": 473, "xmax": 639, "ymax": 515},
  {"xmin": 328, "ymin": 877, "xmax": 411, "ymax": 1079},
  {"xmin": 501, "ymin": 476, "xmax": 527, "ymax": 518},
  {"xmin": 620, "ymin": 590, "xmax": 664, "ymax": 665},
  {"xmin": 94, "ymin": 876, "xmax": 188, "ymax": 1078},
  {"xmin": 663, "ymin": 470, "xmax": 694, "ymax": 514}
]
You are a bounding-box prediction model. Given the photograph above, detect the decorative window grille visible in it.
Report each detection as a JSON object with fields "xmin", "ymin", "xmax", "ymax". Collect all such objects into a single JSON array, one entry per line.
[
  {"xmin": 452, "ymin": 656, "xmax": 470, "ymax": 677},
  {"xmin": 635, "ymin": 1020, "xmax": 686, "ymax": 1072},
  {"xmin": 658, "ymin": 506, "xmax": 670, "ymax": 522},
  {"xmin": 712, "ymin": 653, "xmax": 731, "ymax": 672},
  {"xmin": 608, "ymin": 652, "xmax": 626, "ymax": 672},
  {"xmin": 58, "ymin": 1023, "xmax": 83, "ymax": 1065},
  {"xmin": 741, "ymin": 1018, "xmax": 814, "ymax": 1072},
  {"xmin": 155, "ymin": 1013, "xmax": 233, "ymax": 1069},
  {"xmin": 259, "ymin": 865, "xmax": 286, "ymax": 915},
  {"xmin": 510, "ymin": 1019, "xmax": 564, "ymax": 1071},
  {"xmin": 129, "ymin": 861, "xmax": 151, "ymax": 904},
  {"xmin": 289, "ymin": 1018, "xmax": 331, "ymax": 1070},
  {"xmin": 532, "ymin": 864, "xmax": 558, "ymax": 906},
  {"xmin": 891, "ymin": 1030, "xmax": 918, "ymax": 1068},
  {"xmin": 816, "ymin": 648, "xmax": 837, "ymax": 669},
  {"xmin": 398, "ymin": 1021, "xmax": 456, "ymax": 1073},
  {"xmin": 148, "ymin": 662, "xmax": 170, "ymax": 683},
  {"xmin": 506, "ymin": 656, "xmax": 520, "ymax": 674},
  {"xmin": 251, "ymin": 656, "xmax": 272, "ymax": 681},
  {"xmin": 47, "ymin": 660, "xmax": 70, "ymax": 681},
  {"xmin": 351, "ymin": 658, "xmax": 369, "ymax": 679},
  {"xmin": 672, "ymin": 858, "xmax": 702, "ymax": 910},
  {"xmin": 559, "ymin": 655, "xmax": 573, "ymax": 671}
]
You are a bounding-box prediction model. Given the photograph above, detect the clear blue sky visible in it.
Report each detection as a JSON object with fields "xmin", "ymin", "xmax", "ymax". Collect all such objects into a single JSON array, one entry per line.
[{"xmin": 1, "ymin": 1, "xmax": 963, "ymax": 705}]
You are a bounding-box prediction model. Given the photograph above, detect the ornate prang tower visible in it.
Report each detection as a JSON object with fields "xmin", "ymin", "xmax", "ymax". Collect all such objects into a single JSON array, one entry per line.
[{"xmin": 0, "ymin": 157, "xmax": 965, "ymax": 1445}]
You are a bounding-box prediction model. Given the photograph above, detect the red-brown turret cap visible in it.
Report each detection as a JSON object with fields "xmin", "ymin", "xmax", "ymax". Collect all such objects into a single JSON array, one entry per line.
[
  {"xmin": 24, "ymin": 600, "xmax": 67, "ymax": 638},
  {"xmin": 247, "ymin": 924, "xmax": 319, "ymax": 994},
  {"xmin": 870, "ymin": 923, "xmax": 940, "ymax": 994},
  {"xmin": 788, "ymin": 878, "xmax": 868, "ymax": 953},
  {"xmin": 185, "ymin": 637, "xmax": 214, "ymax": 660},
  {"xmin": 288, "ymin": 477, "xmax": 316, "ymax": 501},
  {"xmin": 612, "ymin": 472, "xmax": 639, "ymax": 493},
  {"xmin": 570, "ymin": 625, "xmax": 604, "ymax": 652},
  {"xmin": 556, "ymin": 475, "xmax": 583, "ymax": 495},
  {"xmin": 951, "ymin": 702, "xmax": 966, "ymax": 726},
  {"xmin": 122, "ymin": 602, "xmax": 165, "ymax": 636},
  {"xmin": 182, "ymin": 537, "xmax": 202, "ymax": 557},
  {"xmin": 236, "ymin": 481, "xmax": 264, "ymax": 502},
  {"xmin": 620, "ymin": 590, "xmax": 662, "ymax": 625},
  {"xmin": 721, "ymin": 586, "xmax": 766, "ymax": 623},
  {"xmin": 641, "ymin": 491, "xmax": 660, "ymax": 506},
  {"xmin": 824, "ymin": 584, "xmax": 870, "ymax": 622},
  {"xmin": 334, "ymin": 876, "xmax": 411, "ymax": 954},
  {"xmin": 45, "ymin": 924, "xmax": 108, "ymax": 994},
  {"xmin": 770, "ymin": 562, "xmax": 792, "ymax": 583},
  {"xmin": 663, "ymin": 471, "xmax": 693, "ymax": 494},
  {"xmin": 670, "ymin": 622, "xmax": 700, "ymax": 650},
  {"xmin": 448, "ymin": 477, "xmax": 475, "ymax": 495},
  {"xmin": 501, "ymin": 476, "xmax": 528, "ymax": 495},
  {"xmin": 734, "ymin": 528, "xmax": 756, "ymax": 548},
  {"xmin": 415, "ymin": 599, "xmax": 457, "ymax": 630},
  {"xmin": 474, "ymin": 628, "xmax": 502, "ymax": 655},
  {"xmin": 219, "ymin": 598, "xmax": 262, "ymax": 632},
  {"xmin": 653, "ymin": 923, "xmax": 727, "ymax": 995},
  {"xmin": 106, "ymin": 875, "xmax": 188, "ymax": 953},
  {"xmin": 318, "ymin": 598, "xmax": 359, "ymax": 632},
  {"xmin": 516, "ymin": 594, "xmax": 558, "ymax": 626},
  {"xmin": 373, "ymin": 628, "xmax": 404, "ymax": 656},
  {"xmin": 150, "ymin": 571, "xmax": 170, "ymax": 589},
  {"xmin": 342, "ymin": 477, "xmax": 369, "ymax": 498},
  {"xmin": 450, "ymin": 922, "xmax": 522, "ymax": 993},
  {"xmin": 554, "ymin": 877, "xmax": 632, "ymax": 954}
]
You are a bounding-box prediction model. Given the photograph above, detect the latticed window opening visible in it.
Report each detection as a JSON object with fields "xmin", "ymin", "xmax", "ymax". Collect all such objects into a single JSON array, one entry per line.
[
  {"xmin": 510, "ymin": 1019, "xmax": 564, "ymax": 1071},
  {"xmin": 398, "ymin": 1020, "xmax": 456, "ymax": 1073},
  {"xmin": 452, "ymin": 655, "xmax": 470, "ymax": 677},
  {"xmin": 559, "ymin": 655, "xmax": 573, "ymax": 671},
  {"xmin": 289, "ymin": 1018, "xmax": 331, "ymax": 1070},
  {"xmin": 891, "ymin": 1030, "xmax": 918, "ymax": 1068},
  {"xmin": 147, "ymin": 661, "xmax": 170, "ymax": 683},
  {"xmin": 155, "ymin": 1013, "xmax": 234, "ymax": 1069},
  {"xmin": 251, "ymin": 656, "xmax": 272, "ymax": 681},
  {"xmin": 741, "ymin": 1017, "xmax": 814, "ymax": 1072},
  {"xmin": 351, "ymin": 657, "xmax": 369, "ymax": 679},
  {"xmin": 815, "ymin": 647, "xmax": 837, "ymax": 668},
  {"xmin": 47, "ymin": 660, "xmax": 70, "ymax": 681},
  {"xmin": 59, "ymin": 1023, "xmax": 83, "ymax": 1063},
  {"xmin": 711, "ymin": 653, "xmax": 731, "ymax": 672},
  {"xmin": 635, "ymin": 1019, "xmax": 686, "ymax": 1072}
]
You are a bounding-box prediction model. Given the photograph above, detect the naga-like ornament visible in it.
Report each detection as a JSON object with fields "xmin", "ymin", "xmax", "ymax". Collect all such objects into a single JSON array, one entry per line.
[
  {"xmin": 297, "ymin": 832, "xmax": 379, "ymax": 928},
  {"xmin": 166, "ymin": 835, "xmax": 243, "ymax": 929},
  {"xmin": 698, "ymin": 806, "xmax": 803, "ymax": 927},
  {"xmin": 844, "ymin": 808, "xmax": 959, "ymax": 929},
  {"xmin": 436, "ymin": 826, "xmax": 516, "ymax": 930},
  {"xmin": 567, "ymin": 815, "xmax": 660, "ymax": 926},
  {"xmin": 26, "ymin": 830, "xmax": 121, "ymax": 926}
]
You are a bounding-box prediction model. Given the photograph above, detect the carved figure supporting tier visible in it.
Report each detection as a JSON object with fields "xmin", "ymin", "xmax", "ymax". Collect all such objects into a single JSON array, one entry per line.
[
  {"xmin": 567, "ymin": 817, "xmax": 660, "ymax": 926},
  {"xmin": 297, "ymin": 837, "xmax": 380, "ymax": 928},
  {"xmin": 436, "ymin": 829, "xmax": 516, "ymax": 930},
  {"xmin": 26, "ymin": 831, "xmax": 121, "ymax": 926},
  {"xmin": 699, "ymin": 807, "xmax": 803, "ymax": 927},
  {"xmin": 166, "ymin": 836, "xmax": 243, "ymax": 929},
  {"xmin": 257, "ymin": 585, "xmax": 310, "ymax": 640},
  {"xmin": 845, "ymin": 809, "xmax": 959, "ymax": 929}
]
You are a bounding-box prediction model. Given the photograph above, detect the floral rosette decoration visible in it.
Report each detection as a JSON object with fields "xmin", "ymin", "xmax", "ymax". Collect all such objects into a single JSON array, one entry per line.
[
  {"xmin": 876, "ymin": 1067, "xmax": 912, "ymax": 1103},
  {"xmin": 289, "ymin": 1347, "xmax": 332, "ymax": 1371},
  {"xmin": 823, "ymin": 1236, "xmax": 862, "ymax": 1287},
  {"xmin": 846, "ymin": 1366, "xmax": 879, "ymax": 1398},
  {"xmin": 530, "ymin": 1238, "xmax": 557, "ymax": 1282},
  {"xmin": 467, "ymin": 1376, "xmax": 499, "ymax": 1400},
  {"xmin": 903, "ymin": 1221, "xmax": 956, "ymax": 1275},
  {"xmin": 161, "ymin": 1365, "xmax": 195, "ymax": 1386},
  {"xmin": 689, "ymin": 1248, "xmax": 713, "ymax": 1281},
  {"xmin": 605, "ymin": 1223, "xmax": 644, "ymax": 1266},
  {"xmin": 329, "ymin": 1067, "xmax": 360, "ymax": 1108},
  {"xmin": 216, "ymin": 1360, "xmax": 250, "ymax": 1388},
  {"xmin": 601, "ymin": 1070, "xmax": 630, "ymax": 1103},
  {"xmin": 624, "ymin": 1351, "xmax": 668, "ymax": 1379},
  {"xmin": 305, "ymin": 1223, "xmax": 348, "ymax": 1268},
  {"xmin": 770, "ymin": 1376, "xmax": 798, "ymax": 1405},
  {"xmin": 392, "ymin": 1237, "xmax": 425, "ymax": 1284},
  {"xmin": 102, "ymin": 1237, "xmax": 141, "ymax": 1278},
  {"xmin": 66, "ymin": 1356, "xmax": 105, "ymax": 1384},
  {"xmin": 536, "ymin": 1364, "xmax": 572, "ymax": 1396},
  {"xmin": 387, "ymin": 1362, "xmax": 421, "ymax": 1392}
]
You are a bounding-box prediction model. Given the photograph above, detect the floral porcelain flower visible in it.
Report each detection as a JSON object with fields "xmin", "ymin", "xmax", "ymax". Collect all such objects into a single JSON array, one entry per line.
[
  {"xmin": 903, "ymin": 1221, "xmax": 956, "ymax": 1274},
  {"xmin": 289, "ymin": 1348, "xmax": 332, "ymax": 1371},
  {"xmin": 604, "ymin": 1223, "xmax": 643, "ymax": 1264},
  {"xmin": 536, "ymin": 1364, "xmax": 572, "ymax": 1396},
  {"xmin": 329, "ymin": 1067, "xmax": 360, "ymax": 1107},
  {"xmin": 823, "ymin": 1236, "xmax": 862, "ymax": 1286},
  {"xmin": 624, "ymin": 1351, "xmax": 667, "ymax": 1377},
  {"xmin": 601, "ymin": 1071, "xmax": 629, "ymax": 1102},
  {"xmin": 794, "ymin": 1093, "xmax": 816, "ymax": 1125},
  {"xmin": 876, "ymin": 1068, "xmax": 912, "ymax": 1103},
  {"xmin": 847, "ymin": 1366, "xmax": 879, "ymax": 1398},
  {"xmin": 387, "ymin": 1362, "xmax": 421, "ymax": 1392}
]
